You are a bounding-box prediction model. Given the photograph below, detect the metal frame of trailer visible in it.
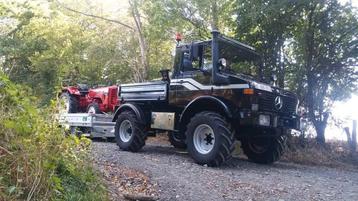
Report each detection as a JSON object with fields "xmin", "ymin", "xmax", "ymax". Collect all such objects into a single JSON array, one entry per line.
[{"xmin": 58, "ymin": 113, "xmax": 115, "ymax": 138}]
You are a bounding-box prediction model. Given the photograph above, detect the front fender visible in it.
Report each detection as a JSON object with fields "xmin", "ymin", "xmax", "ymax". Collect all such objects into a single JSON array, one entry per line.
[{"xmin": 179, "ymin": 96, "xmax": 233, "ymax": 131}]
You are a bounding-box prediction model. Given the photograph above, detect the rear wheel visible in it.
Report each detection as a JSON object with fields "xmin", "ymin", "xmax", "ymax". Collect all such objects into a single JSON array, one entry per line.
[
  {"xmin": 186, "ymin": 111, "xmax": 235, "ymax": 167},
  {"xmin": 115, "ymin": 111, "xmax": 146, "ymax": 152},
  {"xmin": 168, "ymin": 131, "xmax": 187, "ymax": 149},
  {"xmin": 241, "ymin": 136, "xmax": 286, "ymax": 164},
  {"xmin": 87, "ymin": 103, "xmax": 102, "ymax": 114},
  {"xmin": 59, "ymin": 92, "xmax": 78, "ymax": 113}
]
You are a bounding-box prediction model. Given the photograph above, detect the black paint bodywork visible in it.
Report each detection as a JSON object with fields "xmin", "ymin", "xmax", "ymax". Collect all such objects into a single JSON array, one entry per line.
[{"xmin": 115, "ymin": 31, "xmax": 300, "ymax": 138}]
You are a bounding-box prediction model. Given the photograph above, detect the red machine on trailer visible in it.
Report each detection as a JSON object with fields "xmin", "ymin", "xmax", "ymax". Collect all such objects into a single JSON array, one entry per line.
[{"xmin": 59, "ymin": 84, "xmax": 119, "ymax": 114}]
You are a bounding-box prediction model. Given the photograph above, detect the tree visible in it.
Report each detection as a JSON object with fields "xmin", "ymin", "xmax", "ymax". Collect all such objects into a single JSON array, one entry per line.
[
  {"xmin": 235, "ymin": 0, "xmax": 303, "ymax": 87},
  {"xmin": 288, "ymin": 0, "xmax": 358, "ymax": 144},
  {"xmin": 129, "ymin": 0, "xmax": 149, "ymax": 81},
  {"xmin": 235, "ymin": 0, "xmax": 358, "ymax": 144},
  {"xmin": 344, "ymin": 120, "xmax": 357, "ymax": 153}
]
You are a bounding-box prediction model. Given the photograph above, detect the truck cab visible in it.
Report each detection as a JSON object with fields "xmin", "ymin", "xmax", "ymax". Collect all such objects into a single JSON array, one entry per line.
[
  {"xmin": 169, "ymin": 31, "xmax": 299, "ymax": 131},
  {"xmin": 114, "ymin": 31, "xmax": 300, "ymax": 166}
]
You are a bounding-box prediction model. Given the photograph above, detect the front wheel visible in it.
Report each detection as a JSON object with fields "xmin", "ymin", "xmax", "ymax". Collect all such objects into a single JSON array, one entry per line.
[
  {"xmin": 186, "ymin": 111, "xmax": 235, "ymax": 167},
  {"xmin": 115, "ymin": 111, "xmax": 146, "ymax": 152},
  {"xmin": 241, "ymin": 136, "xmax": 286, "ymax": 164},
  {"xmin": 87, "ymin": 103, "xmax": 102, "ymax": 114}
]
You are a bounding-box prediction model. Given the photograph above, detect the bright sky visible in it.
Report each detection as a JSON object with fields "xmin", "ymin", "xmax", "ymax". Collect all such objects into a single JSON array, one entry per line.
[
  {"xmin": 90, "ymin": 0, "xmax": 129, "ymax": 17},
  {"xmin": 340, "ymin": 0, "xmax": 358, "ymax": 7},
  {"xmin": 327, "ymin": 95, "xmax": 358, "ymax": 141}
]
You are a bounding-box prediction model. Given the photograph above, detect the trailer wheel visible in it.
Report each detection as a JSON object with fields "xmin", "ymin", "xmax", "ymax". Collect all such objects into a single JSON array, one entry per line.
[
  {"xmin": 168, "ymin": 131, "xmax": 187, "ymax": 149},
  {"xmin": 241, "ymin": 136, "xmax": 286, "ymax": 164},
  {"xmin": 115, "ymin": 111, "xmax": 146, "ymax": 152},
  {"xmin": 87, "ymin": 103, "xmax": 102, "ymax": 114},
  {"xmin": 59, "ymin": 92, "xmax": 78, "ymax": 113},
  {"xmin": 186, "ymin": 111, "xmax": 235, "ymax": 167}
]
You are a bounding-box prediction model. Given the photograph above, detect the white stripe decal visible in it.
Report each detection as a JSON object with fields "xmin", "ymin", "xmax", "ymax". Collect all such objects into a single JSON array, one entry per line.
[
  {"xmin": 171, "ymin": 78, "xmax": 249, "ymax": 91},
  {"xmin": 170, "ymin": 83, "xmax": 198, "ymax": 91}
]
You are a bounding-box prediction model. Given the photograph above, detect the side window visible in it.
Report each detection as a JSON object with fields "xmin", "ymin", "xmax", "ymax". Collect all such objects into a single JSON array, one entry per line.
[
  {"xmin": 192, "ymin": 59, "xmax": 200, "ymax": 69},
  {"xmin": 202, "ymin": 45, "xmax": 212, "ymax": 71},
  {"xmin": 181, "ymin": 52, "xmax": 200, "ymax": 72},
  {"xmin": 180, "ymin": 44, "xmax": 212, "ymax": 73},
  {"xmin": 230, "ymin": 61, "xmax": 258, "ymax": 76}
]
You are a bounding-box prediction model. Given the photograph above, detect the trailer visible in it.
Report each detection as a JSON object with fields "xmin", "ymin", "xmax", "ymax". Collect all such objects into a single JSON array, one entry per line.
[{"xmin": 59, "ymin": 113, "xmax": 115, "ymax": 138}]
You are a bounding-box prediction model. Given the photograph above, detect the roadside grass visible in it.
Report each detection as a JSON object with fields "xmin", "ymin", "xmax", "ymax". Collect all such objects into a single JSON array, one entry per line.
[
  {"xmin": 0, "ymin": 74, "xmax": 108, "ymax": 201},
  {"xmin": 282, "ymin": 136, "xmax": 358, "ymax": 169},
  {"xmin": 53, "ymin": 153, "xmax": 107, "ymax": 201}
]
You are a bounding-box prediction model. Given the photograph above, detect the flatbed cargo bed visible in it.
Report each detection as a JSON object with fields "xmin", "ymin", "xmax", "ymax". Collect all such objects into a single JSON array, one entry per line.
[{"xmin": 59, "ymin": 113, "xmax": 115, "ymax": 138}]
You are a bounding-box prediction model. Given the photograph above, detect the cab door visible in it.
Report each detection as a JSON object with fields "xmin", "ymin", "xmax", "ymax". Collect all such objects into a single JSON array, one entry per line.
[{"xmin": 171, "ymin": 44, "xmax": 212, "ymax": 107}]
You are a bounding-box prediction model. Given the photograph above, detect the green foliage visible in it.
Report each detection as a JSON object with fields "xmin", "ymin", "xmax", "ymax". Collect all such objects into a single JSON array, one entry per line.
[
  {"xmin": 288, "ymin": 0, "xmax": 358, "ymax": 143},
  {"xmin": 0, "ymin": 74, "xmax": 107, "ymax": 200},
  {"xmin": 236, "ymin": 0, "xmax": 294, "ymax": 86},
  {"xmin": 0, "ymin": 0, "xmax": 357, "ymax": 143},
  {"xmin": 1, "ymin": 1, "xmax": 136, "ymax": 104},
  {"xmin": 235, "ymin": 0, "xmax": 358, "ymax": 142}
]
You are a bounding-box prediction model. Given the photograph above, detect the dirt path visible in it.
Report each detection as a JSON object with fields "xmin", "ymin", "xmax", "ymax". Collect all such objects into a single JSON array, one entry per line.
[{"xmin": 91, "ymin": 140, "xmax": 358, "ymax": 201}]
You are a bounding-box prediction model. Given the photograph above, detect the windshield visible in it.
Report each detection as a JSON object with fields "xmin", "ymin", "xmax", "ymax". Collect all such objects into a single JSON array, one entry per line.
[
  {"xmin": 218, "ymin": 37, "xmax": 261, "ymax": 78},
  {"xmin": 180, "ymin": 38, "xmax": 262, "ymax": 80}
]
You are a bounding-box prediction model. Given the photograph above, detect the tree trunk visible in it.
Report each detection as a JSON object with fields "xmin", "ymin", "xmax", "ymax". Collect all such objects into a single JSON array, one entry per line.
[
  {"xmin": 129, "ymin": 0, "xmax": 149, "ymax": 82},
  {"xmin": 211, "ymin": 0, "xmax": 218, "ymax": 30},
  {"xmin": 345, "ymin": 127, "xmax": 352, "ymax": 145},
  {"xmin": 278, "ymin": 38, "xmax": 285, "ymax": 88},
  {"xmin": 344, "ymin": 120, "xmax": 357, "ymax": 153},
  {"xmin": 352, "ymin": 120, "xmax": 357, "ymax": 152},
  {"xmin": 313, "ymin": 113, "xmax": 329, "ymax": 145},
  {"xmin": 315, "ymin": 122, "xmax": 326, "ymax": 144}
]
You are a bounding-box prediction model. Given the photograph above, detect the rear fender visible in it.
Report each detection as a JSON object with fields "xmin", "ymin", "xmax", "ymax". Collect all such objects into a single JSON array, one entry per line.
[
  {"xmin": 63, "ymin": 86, "xmax": 81, "ymax": 96},
  {"xmin": 112, "ymin": 103, "xmax": 145, "ymax": 123}
]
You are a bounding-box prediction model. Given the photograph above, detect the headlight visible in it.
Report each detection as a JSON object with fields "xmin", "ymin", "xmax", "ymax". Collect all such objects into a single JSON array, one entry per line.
[
  {"xmin": 259, "ymin": 114, "xmax": 270, "ymax": 126},
  {"xmin": 296, "ymin": 100, "xmax": 300, "ymax": 114},
  {"xmin": 251, "ymin": 104, "xmax": 259, "ymax": 111}
]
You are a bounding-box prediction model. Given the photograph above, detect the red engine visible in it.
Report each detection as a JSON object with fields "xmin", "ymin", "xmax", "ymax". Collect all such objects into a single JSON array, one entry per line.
[{"xmin": 59, "ymin": 84, "xmax": 120, "ymax": 114}]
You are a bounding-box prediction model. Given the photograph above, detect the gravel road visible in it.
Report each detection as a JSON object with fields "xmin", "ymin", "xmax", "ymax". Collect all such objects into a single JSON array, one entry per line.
[{"xmin": 91, "ymin": 139, "xmax": 358, "ymax": 201}]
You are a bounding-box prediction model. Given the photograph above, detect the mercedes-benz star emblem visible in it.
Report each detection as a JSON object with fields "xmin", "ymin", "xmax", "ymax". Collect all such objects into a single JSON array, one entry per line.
[{"xmin": 274, "ymin": 96, "xmax": 283, "ymax": 110}]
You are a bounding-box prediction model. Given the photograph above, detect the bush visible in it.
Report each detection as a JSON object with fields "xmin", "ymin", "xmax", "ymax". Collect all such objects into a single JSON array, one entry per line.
[{"xmin": 0, "ymin": 75, "xmax": 108, "ymax": 200}]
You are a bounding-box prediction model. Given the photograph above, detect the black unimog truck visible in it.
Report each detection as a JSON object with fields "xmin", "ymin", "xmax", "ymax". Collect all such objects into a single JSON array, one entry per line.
[{"xmin": 113, "ymin": 30, "xmax": 300, "ymax": 167}]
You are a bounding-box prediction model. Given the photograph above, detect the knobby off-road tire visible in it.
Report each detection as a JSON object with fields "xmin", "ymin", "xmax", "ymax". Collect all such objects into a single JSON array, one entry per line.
[
  {"xmin": 115, "ymin": 111, "xmax": 146, "ymax": 152},
  {"xmin": 241, "ymin": 136, "xmax": 286, "ymax": 164},
  {"xmin": 87, "ymin": 103, "xmax": 102, "ymax": 114},
  {"xmin": 168, "ymin": 131, "xmax": 187, "ymax": 149},
  {"xmin": 59, "ymin": 92, "xmax": 78, "ymax": 113},
  {"xmin": 186, "ymin": 111, "xmax": 235, "ymax": 167}
]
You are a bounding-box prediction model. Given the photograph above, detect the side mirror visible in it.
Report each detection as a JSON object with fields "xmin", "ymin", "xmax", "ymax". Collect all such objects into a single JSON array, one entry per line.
[
  {"xmin": 189, "ymin": 43, "xmax": 203, "ymax": 61},
  {"xmin": 189, "ymin": 43, "xmax": 199, "ymax": 60},
  {"xmin": 218, "ymin": 58, "xmax": 227, "ymax": 69},
  {"xmin": 271, "ymin": 74, "xmax": 277, "ymax": 86},
  {"xmin": 160, "ymin": 69, "xmax": 170, "ymax": 83}
]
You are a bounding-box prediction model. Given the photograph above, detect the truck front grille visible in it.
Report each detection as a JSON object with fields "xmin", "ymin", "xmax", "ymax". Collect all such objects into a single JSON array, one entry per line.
[{"xmin": 259, "ymin": 92, "xmax": 297, "ymax": 115}]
